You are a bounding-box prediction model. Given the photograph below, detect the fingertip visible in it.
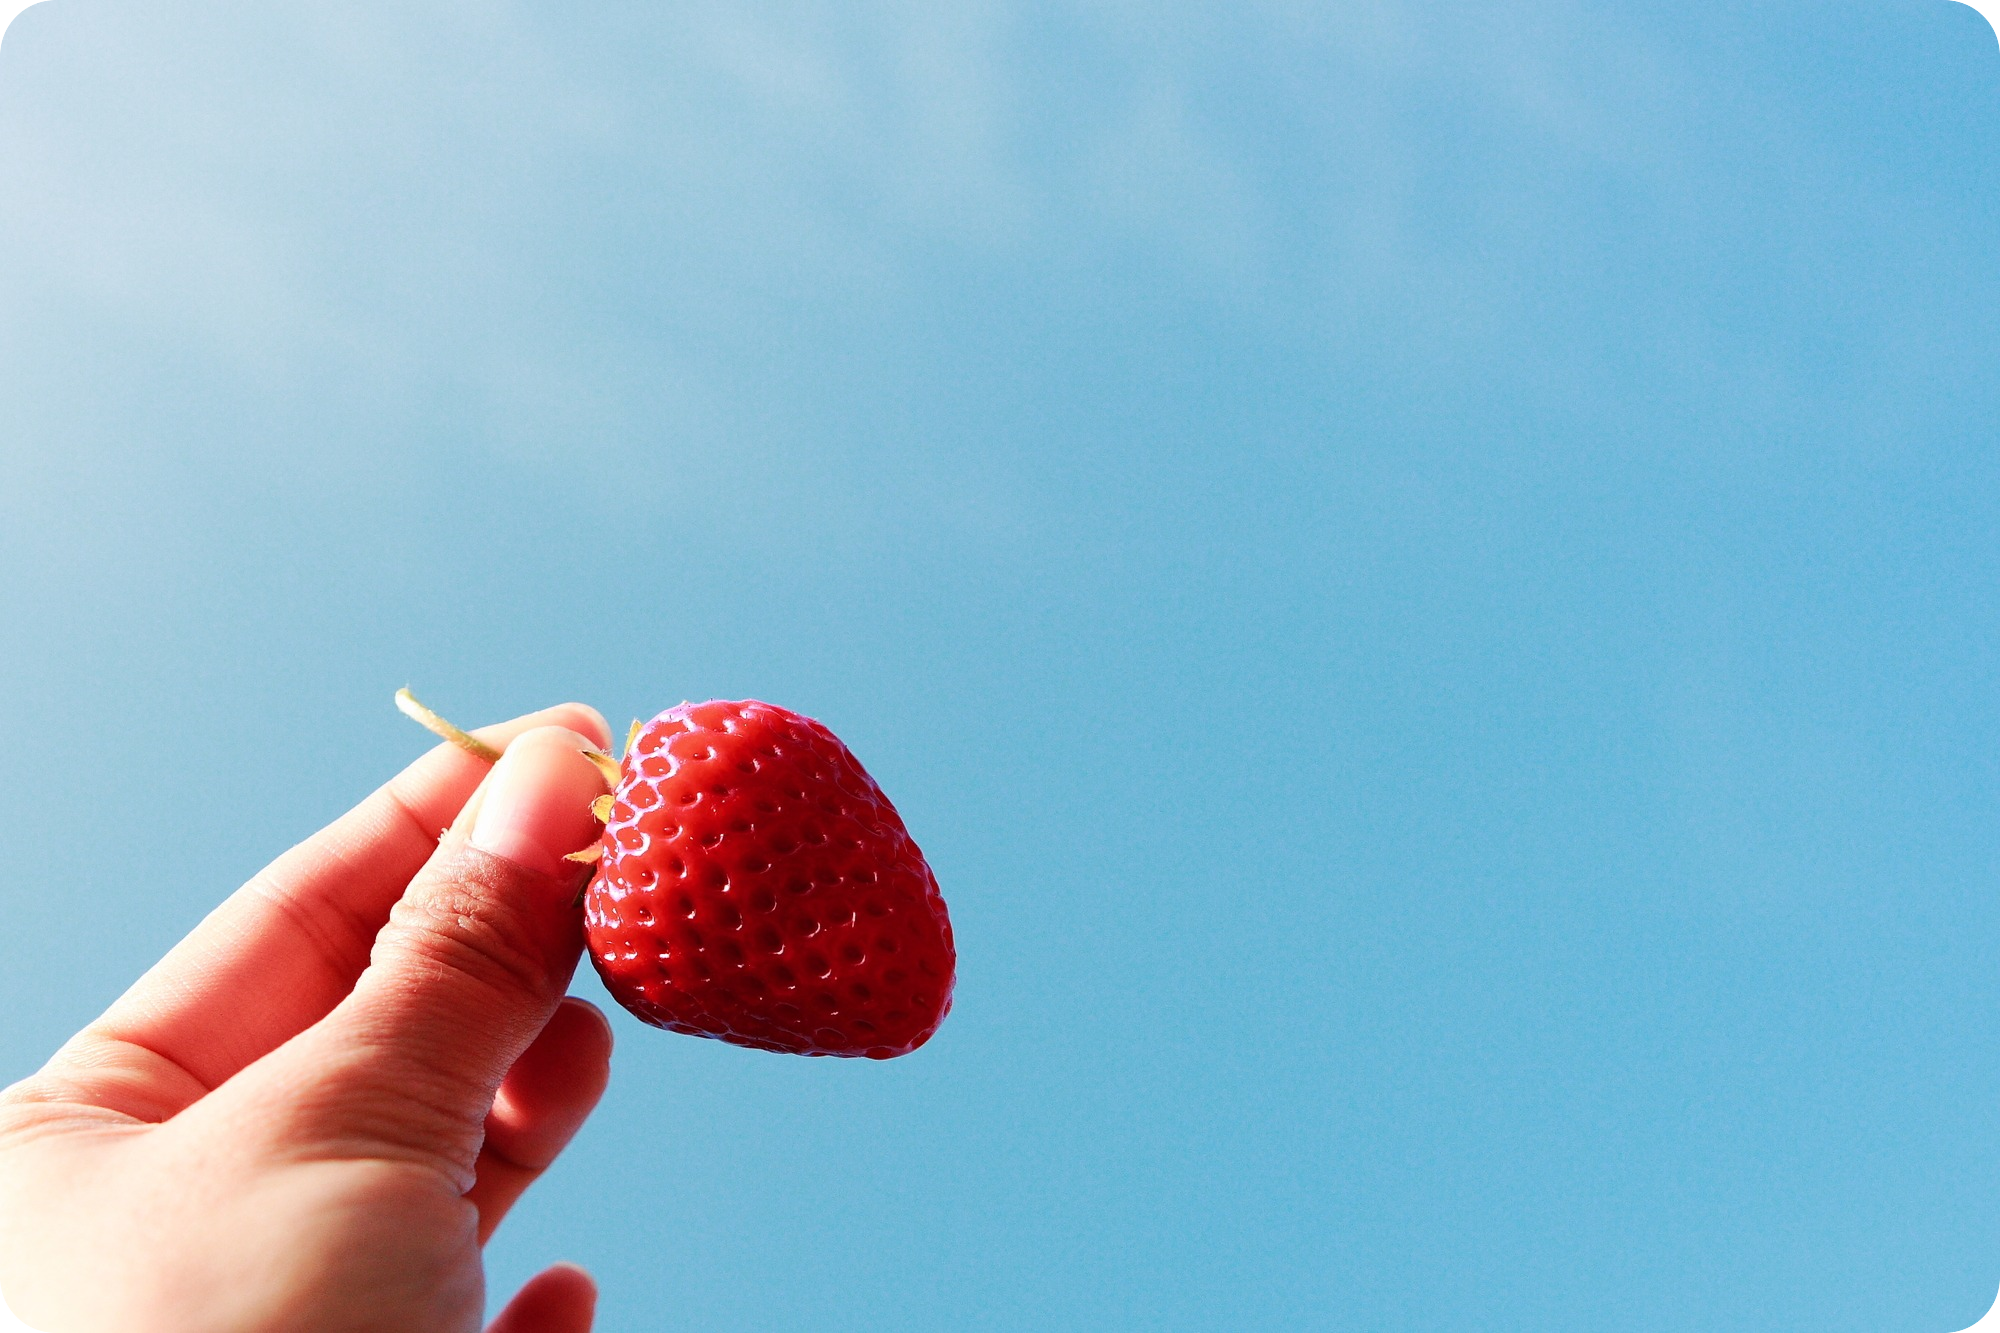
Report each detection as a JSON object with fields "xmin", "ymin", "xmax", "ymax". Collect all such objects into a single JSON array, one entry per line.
[
  {"xmin": 469, "ymin": 703, "xmax": 614, "ymax": 754},
  {"xmin": 556, "ymin": 996, "xmax": 615, "ymax": 1058},
  {"xmin": 544, "ymin": 1261, "xmax": 597, "ymax": 1292},
  {"xmin": 487, "ymin": 1263, "xmax": 597, "ymax": 1333},
  {"xmin": 529, "ymin": 1262, "xmax": 597, "ymax": 1307},
  {"xmin": 546, "ymin": 703, "xmax": 613, "ymax": 752},
  {"xmin": 531, "ymin": 997, "xmax": 613, "ymax": 1099}
]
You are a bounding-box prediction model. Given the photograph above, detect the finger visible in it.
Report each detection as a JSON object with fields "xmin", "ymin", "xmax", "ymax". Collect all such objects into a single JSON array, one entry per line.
[
  {"xmin": 58, "ymin": 702, "xmax": 610, "ymax": 1108},
  {"xmin": 486, "ymin": 1264, "xmax": 597, "ymax": 1333},
  {"xmin": 240, "ymin": 726, "xmax": 612, "ymax": 1184},
  {"xmin": 467, "ymin": 996, "xmax": 614, "ymax": 1243}
]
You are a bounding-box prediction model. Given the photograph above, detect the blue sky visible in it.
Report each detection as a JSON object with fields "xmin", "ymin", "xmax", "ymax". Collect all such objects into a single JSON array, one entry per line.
[{"xmin": 3, "ymin": 3, "xmax": 2000, "ymax": 1329}]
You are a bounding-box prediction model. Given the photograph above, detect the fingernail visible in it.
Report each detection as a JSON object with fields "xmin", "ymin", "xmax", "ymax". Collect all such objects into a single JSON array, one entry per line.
[{"xmin": 470, "ymin": 727, "xmax": 613, "ymax": 880}]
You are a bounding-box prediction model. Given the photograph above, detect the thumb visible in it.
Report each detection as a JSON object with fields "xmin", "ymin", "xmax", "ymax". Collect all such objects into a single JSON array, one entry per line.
[{"xmin": 250, "ymin": 725, "xmax": 612, "ymax": 1182}]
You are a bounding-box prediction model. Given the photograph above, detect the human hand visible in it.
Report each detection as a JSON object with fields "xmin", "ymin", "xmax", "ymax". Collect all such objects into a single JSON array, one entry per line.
[{"xmin": 0, "ymin": 703, "xmax": 621, "ymax": 1333}]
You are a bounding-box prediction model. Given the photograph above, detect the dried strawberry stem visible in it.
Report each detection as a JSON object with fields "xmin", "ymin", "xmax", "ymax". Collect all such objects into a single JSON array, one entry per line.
[
  {"xmin": 397, "ymin": 685, "xmax": 622, "ymax": 808},
  {"xmin": 395, "ymin": 687, "xmax": 502, "ymax": 763}
]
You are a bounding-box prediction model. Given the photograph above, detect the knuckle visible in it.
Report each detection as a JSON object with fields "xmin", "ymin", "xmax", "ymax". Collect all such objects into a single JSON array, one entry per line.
[
  {"xmin": 287, "ymin": 1065, "xmax": 487, "ymax": 1184},
  {"xmin": 375, "ymin": 860, "xmax": 552, "ymax": 1004}
]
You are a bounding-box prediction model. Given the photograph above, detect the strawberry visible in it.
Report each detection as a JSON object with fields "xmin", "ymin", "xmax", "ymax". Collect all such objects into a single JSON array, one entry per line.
[{"xmin": 580, "ymin": 700, "xmax": 955, "ymax": 1058}]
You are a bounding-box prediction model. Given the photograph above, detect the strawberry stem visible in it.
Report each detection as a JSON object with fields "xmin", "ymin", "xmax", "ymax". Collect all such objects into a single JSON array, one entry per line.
[{"xmin": 395, "ymin": 687, "xmax": 502, "ymax": 763}]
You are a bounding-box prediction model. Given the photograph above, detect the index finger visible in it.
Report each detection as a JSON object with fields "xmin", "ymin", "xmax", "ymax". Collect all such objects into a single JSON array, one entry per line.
[{"xmin": 57, "ymin": 701, "xmax": 612, "ymax": 1104}]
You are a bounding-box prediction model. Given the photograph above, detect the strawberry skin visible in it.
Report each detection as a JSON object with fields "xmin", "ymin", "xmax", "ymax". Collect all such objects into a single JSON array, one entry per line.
[{"xmin": 583, "ymin": 700, "xmax": 955, "ymax": 1058}]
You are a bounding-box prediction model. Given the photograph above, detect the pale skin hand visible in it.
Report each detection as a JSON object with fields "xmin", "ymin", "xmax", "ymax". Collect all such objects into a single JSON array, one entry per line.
[{"xmin": 0, "ymin": 704, "xmax": 623, "ymax": 1333}]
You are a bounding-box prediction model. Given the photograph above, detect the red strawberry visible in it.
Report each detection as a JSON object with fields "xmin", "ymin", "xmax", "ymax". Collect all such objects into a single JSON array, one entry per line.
[{"xmin": 581, "ymin": 700, "xmax": 955, "ymax": 1058}]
